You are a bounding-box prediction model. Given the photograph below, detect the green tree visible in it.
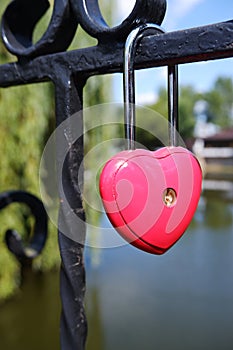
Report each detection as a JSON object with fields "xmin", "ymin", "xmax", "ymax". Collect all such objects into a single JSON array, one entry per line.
[
  {"xmin": 0, "ymin": 0, "xmax": 60, "ymax": 300},
  {"xmin": 148, "ymin": 77, "xmax": 233, "ymax": 143},
  {"xmin": 204, "ymin": 77, "xmax": 233, "ymax": 127},
  {"xmin": 0, "ymin": 0, "xmax": 113, "ymax": 300},
  {"xmin": 178, "ymin": 85, "xmax": 200, "ymax": 139},
  {"xmin": 149, "ymin": 85, "xmax": 199, "ymax": 142}
]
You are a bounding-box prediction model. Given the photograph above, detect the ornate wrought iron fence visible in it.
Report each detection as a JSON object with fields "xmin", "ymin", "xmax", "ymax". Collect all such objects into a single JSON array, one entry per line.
[{"xmin": 0, "ymin": 0, "xmax": 233, "ymax": 349}]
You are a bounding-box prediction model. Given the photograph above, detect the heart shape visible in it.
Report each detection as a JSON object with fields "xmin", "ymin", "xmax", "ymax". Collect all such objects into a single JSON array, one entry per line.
[{"xmin": 99, "ymin": 147, "xmax": 202, "ymax": 255}]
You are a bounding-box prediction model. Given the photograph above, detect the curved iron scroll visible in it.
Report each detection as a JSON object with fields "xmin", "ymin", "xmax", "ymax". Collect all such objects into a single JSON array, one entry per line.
[
  {"xmin": 72, "ymin": 0, "xmax": 166, "ymax": 42},
  {"xmin": 1, "ymin": 0, "xmax": 77, "ymax": 58},
  {"xmin": 0, "ymin": 190, "xmax": 47, "ymax": 263},
  {"xmin": 1, "ymin": 0, "xmax": 167, "ymax": 58}
]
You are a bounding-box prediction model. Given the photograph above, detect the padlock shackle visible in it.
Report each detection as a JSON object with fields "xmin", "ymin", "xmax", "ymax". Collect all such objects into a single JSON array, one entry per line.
[
  {"xmin": 168, "ymin": 65, "xmax": 179, "ymax": 147},
  {"xmin": 124, "ymin": 24, "xmax": 179, "ymax": 150}
]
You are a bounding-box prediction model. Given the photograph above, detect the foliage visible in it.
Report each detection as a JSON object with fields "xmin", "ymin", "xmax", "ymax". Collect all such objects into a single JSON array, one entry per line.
[
  {"xmin": 0, "ymin": 0, "xmax": 113, "ymax": 300},
  {"xmin": 0, "ymin": 0, "xmax": 59, "ymax": 299},
  {"xmin": 149, "ymin": 77, "xmax": 233, "ymax": 142},
  {"xmin": 148, "ymin": 85, "xmax": 199, "ymax": 142},
  {"xmin": 0, "ymin": 77, "xmax": 58, "ymax": 300},
  {"xmin": 178, "ymin": 85, "xmax": 201, "ymax": 139},
  {"xmin": 204, "ymin": 77, "xmax": 233, "ymax": 127},
  {"xmin": 0, "ymin": 2, "xmax": 55, "ymax": 299}
]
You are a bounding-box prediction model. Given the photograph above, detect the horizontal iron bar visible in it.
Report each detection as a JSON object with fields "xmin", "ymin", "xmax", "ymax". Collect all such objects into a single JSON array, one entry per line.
[{"xmin": 0, "ymin": 20, "xmax": 233, "ymax": 87}]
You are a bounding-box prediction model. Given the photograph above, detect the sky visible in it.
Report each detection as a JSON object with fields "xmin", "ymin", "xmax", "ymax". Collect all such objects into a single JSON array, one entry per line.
[{"xmin": 113, "ymin": 0, "xmax": 233, "ymax": 104}]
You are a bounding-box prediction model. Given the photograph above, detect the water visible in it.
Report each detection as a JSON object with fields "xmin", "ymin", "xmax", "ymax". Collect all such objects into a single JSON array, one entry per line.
[
  {"xmin": 0, "ymin": 185, "xmax": 233, "ymax": 349},
  {"xmin": 0, "ymin": 271, "xmax": 61, "ymax": 350}
]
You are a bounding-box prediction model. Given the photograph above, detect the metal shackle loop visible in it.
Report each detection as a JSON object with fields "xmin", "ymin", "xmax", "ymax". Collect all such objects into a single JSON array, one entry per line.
[
  {"xmin": 123, "ymin": 24, "xmax": 179, "ymax": 150},
  {"xmin": 168, "ymin": 65, "xmax": 179, "ymax": 147}
]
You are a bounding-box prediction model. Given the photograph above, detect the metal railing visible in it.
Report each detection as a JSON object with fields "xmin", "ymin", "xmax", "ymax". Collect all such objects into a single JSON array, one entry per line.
[{"xmin": 0, "ymin": 0, "xmax": 233, "ymax": 348}]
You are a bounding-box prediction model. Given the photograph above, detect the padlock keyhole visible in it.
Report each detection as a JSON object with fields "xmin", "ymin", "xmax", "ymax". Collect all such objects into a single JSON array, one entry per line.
[{"xmin": 163, "ymin": 188, "xmax": 177, "ymax": 207}]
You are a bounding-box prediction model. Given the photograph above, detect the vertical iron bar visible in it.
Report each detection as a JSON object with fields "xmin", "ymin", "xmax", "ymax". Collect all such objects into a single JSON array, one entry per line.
[
  {"xmin": 54, "ymin": 71, "xmax": 87, "ymax": 349},
  {"xmin": 168, "ymin": 65, "xmax": 179, "ymax": 146}
]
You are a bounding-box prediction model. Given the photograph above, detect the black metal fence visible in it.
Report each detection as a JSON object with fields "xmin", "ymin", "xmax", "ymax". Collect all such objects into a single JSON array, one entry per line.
[{"xmin": 0, "ymin": 0, "xmax": 233, "ymax": 349}]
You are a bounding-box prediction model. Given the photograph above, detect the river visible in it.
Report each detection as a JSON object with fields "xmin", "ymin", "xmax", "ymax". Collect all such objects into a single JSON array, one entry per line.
[{"xmin": 0, "ymin": 181, "xmax": 233, "ymax": 350}]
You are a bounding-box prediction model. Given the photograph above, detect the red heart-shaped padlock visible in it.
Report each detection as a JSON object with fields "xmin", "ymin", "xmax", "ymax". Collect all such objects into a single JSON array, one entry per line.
[{"xmin": 99, "ymin": 146, "xmax": 202, "ymax": 255}]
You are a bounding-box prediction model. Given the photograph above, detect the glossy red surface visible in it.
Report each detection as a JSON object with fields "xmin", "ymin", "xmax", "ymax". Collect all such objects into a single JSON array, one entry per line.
[{"xmin": 99, "ymin": 147, "xmax": 202, "ymax": 255}]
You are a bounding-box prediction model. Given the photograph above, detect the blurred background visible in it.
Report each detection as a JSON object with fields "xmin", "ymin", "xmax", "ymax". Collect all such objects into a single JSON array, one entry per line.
[{"xmin": 0, "ymin": 0, "xmax": 233, "ymax": 349}]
